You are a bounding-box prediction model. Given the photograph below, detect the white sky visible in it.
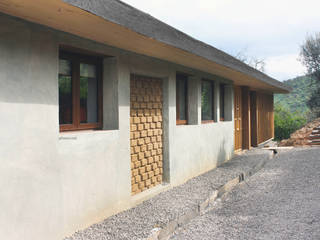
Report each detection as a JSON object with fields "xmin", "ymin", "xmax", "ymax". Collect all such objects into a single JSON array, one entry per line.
[{"xmin": 122, "ymin": 0, "xmax": 320, "ymax": 81}]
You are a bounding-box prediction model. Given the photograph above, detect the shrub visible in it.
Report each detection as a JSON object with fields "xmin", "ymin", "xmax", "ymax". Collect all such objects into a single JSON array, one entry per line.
[{"xmin": 274, "ymin": 104, "xmax": 307, "ymax": 140}]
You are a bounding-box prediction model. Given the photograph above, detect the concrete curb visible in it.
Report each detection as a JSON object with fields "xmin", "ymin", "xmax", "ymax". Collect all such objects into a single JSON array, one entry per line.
[{"xmin": 146, "ymin": 150, "xmax": 275, "ymax": 240}]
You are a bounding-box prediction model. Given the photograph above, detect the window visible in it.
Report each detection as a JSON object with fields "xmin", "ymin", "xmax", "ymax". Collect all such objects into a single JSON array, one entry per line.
[
  {"xmin": 220, "ymin": 84, "xmax": 225, "ymax": 121},
  {"xmin": 201, "ymin": 80, "xmax": 214, "ymax": 123},
  {"xmin": 176, "ymin": 74, "xmax": 188, "ymax": 125},
  {"xmin": 59, "ymin": 51, "xmax": 102, "ymax": 131}
]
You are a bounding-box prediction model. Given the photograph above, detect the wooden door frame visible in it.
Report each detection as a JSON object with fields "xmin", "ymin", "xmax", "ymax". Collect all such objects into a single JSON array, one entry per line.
[
  {"xmin": 234, "ymin": 86, "xmax": 261, "ymax": 151},
  {"xmin": 234, "ymin": 86, "xmax": 242, "ymax": 151},
  {"xmin": 241, "ymin": 86, "xmax": 251, "ymax": 150},
  {"xmin": 250, "ymin": 91, "xmax": 258, "ymax": 147}
]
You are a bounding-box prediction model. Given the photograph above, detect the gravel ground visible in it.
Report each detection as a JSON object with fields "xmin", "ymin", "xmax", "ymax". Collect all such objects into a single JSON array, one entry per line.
[
  {"xmin": 65, "ymin": 149, "xmax": 272, "ymax": 240},
  {"xmin": 171, "ymin": 147, "xmax": 320, "ymax": 240}
]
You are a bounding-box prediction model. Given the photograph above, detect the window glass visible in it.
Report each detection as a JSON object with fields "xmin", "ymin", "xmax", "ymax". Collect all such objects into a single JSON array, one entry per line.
[
  {"xmin": 220, "ymin": 84, "xmax": 225, "ymax": 120},
  {"xmin": 59, "ymin": 59, "xmax": 72, "ymax": 124},
  {"xmin": 59, "ymin": 59, "xmax": 71, "ymax": 75},
  {"xmin": 201, "ymin": 80, "xmax": 214, "ymax": 121},
  {"xmin": 177, "ymin": 78, "xmax": 187, "ymax": 121},
  {"xmin": 80, "ymin": 63, "xmax": 96, "ymax": 78},
  {"xmin": 59, "ymin": 51, "xmax": 102, "ymax": 131},
  {"xmin": 80, "ymin": 63, "xmax": 98, "ymax": 123},
  {"xmin": 178, "ymin": 79, "xmax": 187, "ymax": 120}
]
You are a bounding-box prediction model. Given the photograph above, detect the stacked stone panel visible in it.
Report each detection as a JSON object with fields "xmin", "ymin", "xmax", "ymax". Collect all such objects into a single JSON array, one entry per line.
[{"xmin": 130, "ymin": 75, "xmax": 163, "ymax": 195}]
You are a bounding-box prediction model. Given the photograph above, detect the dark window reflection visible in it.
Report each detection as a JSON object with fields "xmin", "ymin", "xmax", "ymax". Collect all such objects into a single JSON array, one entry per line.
[
  {"xmin": 59, "ymin": 59, "xmax": 72, "ymax": 124},
  {"xmin": 220, "ymin": 84, "xmax": 225, "ymax": 119},
  {"xmin": 80, "ymin": 63, "xmax": 98, "ymax": 124},
  {"xmin": 177, "ymin": 77, "xmax": 187, "ymax": 120},
  {"xmin": 201, "ymin": 80, "xmax": 214, "ymax": 121}
]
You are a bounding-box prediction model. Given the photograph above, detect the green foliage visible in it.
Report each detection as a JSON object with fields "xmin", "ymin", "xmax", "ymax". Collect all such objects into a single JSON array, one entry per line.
[
  {"xmin": 300, "ymin": 33, "xmax": 320, "ymax": 80},
  {"xmin": 274, "ymin": 75, "xmax": 316, "ymax": 119},
  {"xmin": 300, "ymin": 32, "xmax": 320, "ymax": 116},
  {"xmin": 274, "ymin": 104, "xmax": 307, "ymax": 140},
  {"xmin": 307, "ymin": 87, "xmax": 320, "ymax": 118},
  {"xmin": 59, "ymin": 75, "xmax": 72, "ymax": 94},
  {"xmin": 80, "ymin": 77, "xmax": 89, "ymax": 99}
]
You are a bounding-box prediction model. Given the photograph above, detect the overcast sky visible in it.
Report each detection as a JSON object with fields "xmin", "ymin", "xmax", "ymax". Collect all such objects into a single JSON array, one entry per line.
[{"xmin": 122, "ymin": 0, "xmax": 320, "ymax": 81}]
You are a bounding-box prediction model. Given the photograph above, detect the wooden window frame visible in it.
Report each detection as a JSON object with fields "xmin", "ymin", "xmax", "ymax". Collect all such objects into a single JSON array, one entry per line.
[
  {"xmin": 176, "ymin": 74, "xmax": 188, "ymax": 125},
  {"xmin": 201, "ymin": 79, "xmax": 215, "ymax": 124},
  {"xmin": 59, "ymin": 51, "xmax": 103, "ymax": 132},
  {"xmin": 220, "ymin": 84, "xmax": 225, "ymax": 121}
]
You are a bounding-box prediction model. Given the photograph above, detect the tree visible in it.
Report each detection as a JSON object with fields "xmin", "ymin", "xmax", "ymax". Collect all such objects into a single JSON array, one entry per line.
[
  {"xmin": 235, "ymin": 50, "xmax": 266, "ymax": 72},
  {"xmin": 300, "ymin": 33, "xmax": 320, "ymax": 117},
  {"xmin": 300, "ymin": 33, "xmax": 320, "ymax": 80},
  {"xmin": 274, "ymin": 104, "xmax": 306, "ymax": 140}
]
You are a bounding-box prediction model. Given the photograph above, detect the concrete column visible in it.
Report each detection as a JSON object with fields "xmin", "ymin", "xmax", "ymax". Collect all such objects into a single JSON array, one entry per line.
[
  {"xmin": 163, "ymin": 71, "xmax": 176, "ymax": 183},
  {"xmin": 103, "ymin": 57, "xmax": 119, "ymax": 130},
  {"xmin": 116, "ymin": 53, "xmax": 131, "ymax": 195}
]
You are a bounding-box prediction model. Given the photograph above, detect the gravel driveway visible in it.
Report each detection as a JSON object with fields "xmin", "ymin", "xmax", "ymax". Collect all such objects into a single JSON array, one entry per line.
[
  {"xmin": 65, "ymin": 149, "xmax": 272, "ymax": 240},
  {"xmin": 171, "ymin": 147, "xmax": 320, "ymax": 240}
]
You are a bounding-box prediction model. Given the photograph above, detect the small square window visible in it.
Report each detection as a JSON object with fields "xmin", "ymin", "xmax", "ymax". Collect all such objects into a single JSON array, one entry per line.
[
  {"xmin": 176, "ymin": 74, "xmax": 188, "ymax": 125},
  {"xmin": 59, "ymin": 51, "xmax": 102, "ymax": 131},
  {"xmin": 201, "ymin": 80, "xmax": 214, "ymax": 123}
]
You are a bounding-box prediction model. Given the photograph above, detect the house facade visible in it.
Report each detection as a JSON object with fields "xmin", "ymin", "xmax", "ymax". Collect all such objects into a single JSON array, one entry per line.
[{"xmin": 0, "ymin": 1, "xmax": 290, "ymax": 239}]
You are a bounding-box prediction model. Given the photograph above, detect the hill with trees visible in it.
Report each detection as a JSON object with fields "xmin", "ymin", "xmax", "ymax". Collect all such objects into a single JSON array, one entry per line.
[
  {"xmin": 274, "ymin": 75, "xmax": 316, "ymax": 115},
  {"xmin": 273, "ymin": 75, "xmax": 316, "ymax": 140}
]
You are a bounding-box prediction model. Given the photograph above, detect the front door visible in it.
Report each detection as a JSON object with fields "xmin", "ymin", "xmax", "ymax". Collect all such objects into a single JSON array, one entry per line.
[
  {"xmin": 234, "ymin": 86, "xmax": 242, "ymax": 151},
  {"xmin": 130, "ymin": 74, "xmax": 163, "ymax": 195}
]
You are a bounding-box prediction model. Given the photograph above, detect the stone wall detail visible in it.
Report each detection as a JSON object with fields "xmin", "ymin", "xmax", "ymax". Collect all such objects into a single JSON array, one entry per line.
[{"xmin": 130, "ymin": 74, "xmax": 163, "ymax": 195}]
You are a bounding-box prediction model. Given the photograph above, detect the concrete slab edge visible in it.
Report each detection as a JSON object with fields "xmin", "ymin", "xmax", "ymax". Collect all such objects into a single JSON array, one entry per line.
[{"xmin": 145, "ymin": 150, "xmax": 275, "ymax": 240}]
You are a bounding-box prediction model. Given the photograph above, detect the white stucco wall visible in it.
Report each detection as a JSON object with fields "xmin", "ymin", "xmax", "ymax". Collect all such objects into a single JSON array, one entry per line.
[
  {"xmin": 0, "ymin": 15, "xmax": 63, "ymax": 240},
  {"xmin": 0, "ymin": 13, "xmax": 234, "ymax": 240},
  {"xmin": 171, "ymin": 123, "xmax": 234, "ymax": 186}
]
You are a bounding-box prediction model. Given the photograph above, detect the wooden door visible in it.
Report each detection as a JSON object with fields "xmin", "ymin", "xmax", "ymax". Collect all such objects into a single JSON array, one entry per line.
[
  {"xmin": 234, "ymin": 86, "xmax": 242, "ymax": 151},
  {"xmin": 130, "ymin": 74, "xmax": 163, "ymax": 195},
  {"xmin": 250, "ymin": 91, "xmax": 258, "ymax": 147}
]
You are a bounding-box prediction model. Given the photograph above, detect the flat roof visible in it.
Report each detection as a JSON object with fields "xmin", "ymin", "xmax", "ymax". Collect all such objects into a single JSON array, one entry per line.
[
  {"xmin": 64, "ymin": 0, "xmax": 291, "ymax": 93},
  {"xmin": 0, "ymin": 0, "xmax": 291, "ymax": 93}
]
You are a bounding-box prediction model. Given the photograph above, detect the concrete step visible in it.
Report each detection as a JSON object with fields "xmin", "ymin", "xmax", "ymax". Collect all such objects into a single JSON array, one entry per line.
[
  {"xmin": 308, "ymin": 139, "xmax": 320, "ymax": 145},
  {"xmin": 310, "ymin": 138, "xmax": 320, "ymax": 142},
  {"xmin": 306, "ymin": 126, "xmax": 320, "ymax": 145},
  {"xmin": 309, "ymin": 135, "xmax": 320, "ymax": 140}
]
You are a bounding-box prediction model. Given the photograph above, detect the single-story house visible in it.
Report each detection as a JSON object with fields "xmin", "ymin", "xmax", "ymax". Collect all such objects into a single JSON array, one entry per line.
[{"xmin": 0, "ymin": 0, "xmax": 290, "ymax": 239}]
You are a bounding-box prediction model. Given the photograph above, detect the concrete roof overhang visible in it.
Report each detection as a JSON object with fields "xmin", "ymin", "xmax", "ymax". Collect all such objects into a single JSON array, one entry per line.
[{"xmin": 0, "ymin": 0, "xmax": 291, "ymax": 93}]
